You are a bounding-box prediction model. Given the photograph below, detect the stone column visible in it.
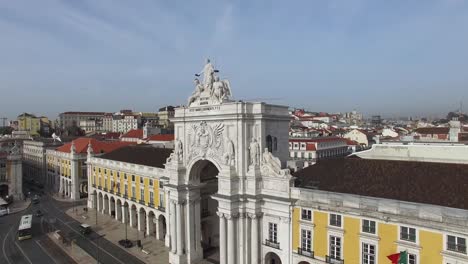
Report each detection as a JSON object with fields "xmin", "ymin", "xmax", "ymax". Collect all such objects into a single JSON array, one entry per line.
[
  {"xmin": 155, "ymin": 216, "xmax": 160, "ymax": 239},
  {"xmin": 250, "ymin": 213, "xmax": 259, "ymax": 264},
  {"xmin": 238, "ymin": 213, "xmax": 245, "ymax": 264},
  {"xmin": 122, "ymin": 205, "xmax": 127, "ymax": 224},
  {"xmin": 218, "ymin": 212, "xmax": 227, "ymax": 264},
  {"xmin": 186, "ymin": 201, "xmax": 195, "ymax": 254},
  {"xmin": 194, "ymin": 199, "xmax": 201, "ymax": 251},
  {"xmin": 227, "ymin": 214, "xmax": 236, "ymax": 264},
  {"xmin": 170, "ymin": 201, "xmax": 177, "ymax": 253},
  {"xmin": 176, "ymin": 202, "xmax": 184, "ymax": 256},
  {"xmin": 116, "ymin": 202, "xmax": 121, "ymax": 220}
]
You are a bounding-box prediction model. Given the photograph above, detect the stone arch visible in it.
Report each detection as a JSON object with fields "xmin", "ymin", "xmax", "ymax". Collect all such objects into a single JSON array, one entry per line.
[
  {"xmin": 0, "ymin": 184, "xmax": 8, "ymax": 197},
  {"xmin": 110, "ymin": 196, "xmax": 116, "ymax": 218},
  {"xmin": 298, "ymin": 261, "xmax": 310, "ymax": 264},
  {"xmin": 264, "ymin": 252, "xmax": 282, "ymax": 264},
  {"xmin": 116, "ymin": 198, "xmax": 122, "ymax": 221},
  {"xmin": 186, "ymin": 157, "xmax": 222, "ymax": 184},
  {"xmin": 138, "ymin": 206, "xmax": 146, "ymax": 232},
  {"xmin": 147, "ymin": 210, "xmax": 156, "ymax": 238},
  {"xmin": 97, "ymin": 192, "xmax": 103, "ymax": 212},
  {"xmin": 130, "ymin": 203, "xmax": 138, "ymax": 228},
  {"xmin": 157, "ymin": 213, "xmax": 167, "ymax": 241},
  {"xmin": 103, "ymin": 194, "xmax": 109, "ymax": 214},
  {"xmin": 123, "ymin": 201, "xmax": 130, "ymax": 224},
  {"xmin": 187, "ymin": 159, "xmax": 220, "ymax": 260}
]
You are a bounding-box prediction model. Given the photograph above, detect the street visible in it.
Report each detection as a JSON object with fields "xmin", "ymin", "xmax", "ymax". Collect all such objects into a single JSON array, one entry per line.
[{"xmin": 0, "ymin": 193, "xmax": 146, "ymax": 264}]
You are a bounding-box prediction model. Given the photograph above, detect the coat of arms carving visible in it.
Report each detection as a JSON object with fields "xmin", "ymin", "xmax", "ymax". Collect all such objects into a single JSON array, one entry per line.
[{"xmin": 188, "ymin": 121, "xmax": 224, "ymax": 162}]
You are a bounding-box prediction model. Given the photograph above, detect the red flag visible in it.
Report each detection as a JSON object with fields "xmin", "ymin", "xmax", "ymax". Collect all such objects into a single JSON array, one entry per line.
[{"xmin": 387, "ymin": 253, "xmax": 400, "ymax": 264}]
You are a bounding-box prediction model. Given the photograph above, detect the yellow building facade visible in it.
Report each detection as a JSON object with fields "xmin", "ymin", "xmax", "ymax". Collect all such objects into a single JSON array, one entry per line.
[{"xmin": 290, "ymin": 189, "xmax": 468, "ymax": 264}]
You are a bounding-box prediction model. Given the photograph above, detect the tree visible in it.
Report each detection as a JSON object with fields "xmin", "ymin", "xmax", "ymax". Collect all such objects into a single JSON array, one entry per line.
[{"xmin": 0, "ymin": 127, "xmax": 13, "ymax": 135}]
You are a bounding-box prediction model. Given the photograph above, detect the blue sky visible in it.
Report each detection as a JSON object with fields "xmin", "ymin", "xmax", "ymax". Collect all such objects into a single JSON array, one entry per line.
[{"xmin": 1, "ymin": 0, "xmax": 468, "ymax": 120}]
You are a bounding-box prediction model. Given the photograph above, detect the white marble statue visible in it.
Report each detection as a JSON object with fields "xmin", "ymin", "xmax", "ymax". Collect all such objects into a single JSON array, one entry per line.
[
  {"xmin": 212, "ymin": 76, "xmax": 232, "ymax": 103},
  {"xmin": 188, "ymin": 78, "xmax": 204, "ymax": 105},
  {"xmin": 249, "ymin": 138, "xmax": 260, "ymax": 166},
  {"xmin": 175, "ymin": 140, "xmax": 183, "ymax": 161},
  {"xmin": 196, "ymin": 58, "xmax": 215, "ymax": 91}
]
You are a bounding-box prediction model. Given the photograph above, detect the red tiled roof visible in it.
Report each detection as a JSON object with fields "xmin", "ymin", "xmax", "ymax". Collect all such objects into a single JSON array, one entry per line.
[
  {"xmin": 306, "ymin": 144, "xmax": 316, "ymax": 151},
  {"xmin": 289, "ymin": 137, "xmax": 345, "ymax": 143},
  {"xmin": 56, "ymin": 137, "xmax": 135, "ymax": 154},
  {"xmin": 122, "ymin": 129, "xmax": 143, "ymax": 139},
  {"xmin": 146, "ymin": 134, "xmax": 175, "ymax": 141},
  {"xmin": 344, "ymin": 138, "xmax": 359, "ymax": 145},
  {"xmin": 414, "ymin": 127, "xmax": 449, "ymax": 135},
  {"xmin": 61, "ymin": 112, "xmax": 106, "ymax": 115}
]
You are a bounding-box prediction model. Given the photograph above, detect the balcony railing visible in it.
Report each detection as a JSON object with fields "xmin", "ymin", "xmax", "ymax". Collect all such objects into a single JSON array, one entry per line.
[
  {"xmin": 264, "ymin": 239, "xmax": 280, "ymax": 249},
  {"xmin": 158, "ymin": 205, "xmax": 166, "ymax": 212},
  {"xmin": 447, "ymin": 243, "xmax": 467, "ymax": 254},
  {"xmin": 326, "ymin": 256, "xmax": 344, "ymax": 264},
  {"xmin": 297, "ymin": 248, "xmax": 314, "ymax": 258},
  {"xmin": 139, "ymin": 200, "xmax": 145, "ymax": 205}
]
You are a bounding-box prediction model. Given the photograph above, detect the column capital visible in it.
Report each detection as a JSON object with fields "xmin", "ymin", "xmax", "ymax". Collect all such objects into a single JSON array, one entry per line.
[
  {"xmin": 248, "ymin": 212, "xmax": 263, "ymax": 219},
  {"xmin": 216, "ymin": 211, "xmax": 225, "ymax": 218},
  {"xmin": 239, "ymin": 212, "xmax": 246, "ymax": 219}
]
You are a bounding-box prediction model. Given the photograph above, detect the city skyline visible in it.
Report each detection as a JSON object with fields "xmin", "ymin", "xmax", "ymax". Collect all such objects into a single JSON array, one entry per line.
[{"xmin": 1, "ymin": 0, "xmax": 468, "ymax": 119}]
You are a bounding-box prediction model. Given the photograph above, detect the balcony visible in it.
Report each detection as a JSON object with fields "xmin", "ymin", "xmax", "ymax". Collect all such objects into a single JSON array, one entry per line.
[
  {"xmin": 297, "ymin": 248, "xmax": 314, "ymax": 258},
  {"xmin": 139, "ymin": 200, "xmax": 145, "ymax": 205},
  {"xmin": 264, "ymin": 239, "xmax": 280, "ymax": 249},
  {"xmin": 326, "ymin": 256, "xmax": 344, "ymax": 264},
  {"xmin": 158, "ymin": 205, "xmax": 166, "ymax": 212},
  {"xmin": 131, "ymin": 197, "xmax": 136, "ymax": 202},
  {"xmin": 97, "ymin": 186, "xmax": 102, "ymax": 190}
]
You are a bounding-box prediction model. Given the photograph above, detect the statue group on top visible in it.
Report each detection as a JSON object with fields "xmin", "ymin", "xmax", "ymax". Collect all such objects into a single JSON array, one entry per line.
[{"xmin": 188, "ymin": 58, "xmax": 233, "ymax": 106}]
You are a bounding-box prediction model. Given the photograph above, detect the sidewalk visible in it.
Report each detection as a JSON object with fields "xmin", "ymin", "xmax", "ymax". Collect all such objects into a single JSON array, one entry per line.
[
  {"xmin": 50, "ymin": 193, "xmax": 87, "ymax": 203},
  {"xmin": 66, "ymin": 205, "xmax": 169, "ymax": 264},
  {"xmin": 7, "ymin": 199, "xmax": 31, "ymax": 215}
]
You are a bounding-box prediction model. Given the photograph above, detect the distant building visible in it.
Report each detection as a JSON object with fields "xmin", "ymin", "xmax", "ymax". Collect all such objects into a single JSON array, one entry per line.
[
  {"xmin": 343, "ymin": 110, "xmax": 363, "ymax": 125},
  {"xmin": 371, "ymin": 115, "xmax": 382, "ymax": 126},
  {"xmin": 112, "ymin": 114, "xmax": 139, "ymax": 133},
  {"xmin": 23, "ymin": 139, "xmax": 63, "ymax": 189},
  {"xmin": 0, "ymin": 142, "xmax": 23, "ymax": 201},
  {"xmin": 157, "ymin": 106, "xmax": 175, "ymax": 130},
  {"xmin": 343, "ymin": 129, "xmax": 369, "ymax": 147},
  {"xmin": 414, "ymin": 127, "xmax": 449, "ymax": 141},
  {"xmin": 17, "ymin": 113, "xmax": 49, "ymax": 136},
  {"xmin": 59, "ymin": 111, "xmax": 106, "ymax": 131},
  {"xmin": 289, "ymin": 137, "xmax": 349, "ymax": 162},
  {"xmin": 144, "ymin": 134, "xmax": 174, "ymax": 148},
  {"xmin": 46, "ymin": 138, "xmax": 134, "ymax": 200},
  {"xmin": 120, "ymin": 129, "xmax": 144, "ymax": 142}
]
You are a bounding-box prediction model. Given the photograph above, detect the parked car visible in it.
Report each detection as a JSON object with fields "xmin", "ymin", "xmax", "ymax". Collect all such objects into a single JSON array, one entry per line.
[{"xmin": 0, "ymin": 208, "xmax": 8, "ymax": 217}]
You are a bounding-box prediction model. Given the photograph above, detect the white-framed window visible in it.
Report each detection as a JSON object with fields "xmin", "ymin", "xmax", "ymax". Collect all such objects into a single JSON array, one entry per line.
[
  {"xmin": 362, "ymin": 219, "xmax": 376, "ymax": 234},
  {"xmin": 140, "ymin": 188, "xmax": 144, "ymax": 201},
  {"xmin": 159, "ymin": 193, "xmax": 164, "ymax": 207},
  {"xmin": 400, "ymin": 226, "xmax": 416, "ymax": 242},
  {"xmin": 301, "ymin": 229, "xmax": 312, "ymax": 252},
  {"xmin": 362, "ymin": 243, "xmax": 376, "ymax": 264},
  {"xmin": 301, "ymin": 209, "xmax": 312, "ymax": 221},
  {"xmin": 131, "ymin": 185, "xmax": 136, "ymax": 198},
  {"xmin": 447, "ymin": 235, "xmax": 467, "ymax": 254},
  {"xmin": 408, "ymin": 253, "xmax": 417, "ymax": 264},
  {"xmin": 329, "ymin": 235, "xmax": 342, "ymax": 259},
  {"xmin": 150, "ymin": 191, "xmax": 154, "ymax": 205},
  {"xmin": 330, "ymin": 214, "xmax": 342, "ymax": 227},
  {"xmin": 268, "ymin": 223, "xmax": 278, "ymax": 243},
  {"xmin": 124, "ymin": 184, "xmax": 128, "ymax": 196}
]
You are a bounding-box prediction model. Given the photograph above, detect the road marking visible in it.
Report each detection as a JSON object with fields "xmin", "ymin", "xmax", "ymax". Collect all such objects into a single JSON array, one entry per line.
[
  {"xmin": 2, "ymin": 226, "xmax": 13, "ymax": 264},
  {"xmin": 36, "ymin": 240, "xmax": 58, "ymax": 264},
  {"xmin": 53, "ymin": 209, "xmax": 126, "ymax": 264},
  {"xmin": 14, "ymin": 241, "xmax": 33, "ymax": 264}
]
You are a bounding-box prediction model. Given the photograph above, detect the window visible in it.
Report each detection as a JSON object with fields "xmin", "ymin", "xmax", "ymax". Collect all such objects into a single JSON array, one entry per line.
[
  {"xmin": 329, "ymin": 235, "xmax": 341, "ymax": 259},
  {"xmin": 400, "ymin": 226, "xmax": 416, "ymax": 242},
  {"xmin": 362, "ymin": 243, "xmax": 376, "ymax": 264},
  {"xmin": 301, "ymin": 209, "xmax": 312, "ymax": 221},
  {"xmin": 140, "ymin": 178, "xmax": 144, "ymax": 184},
  {"xmin": 362, "ymin": 220, "xmax": 376, "ymax": 234},
  {"xmin": 150, "ymin": 191, "xmax": 154, "ymax": 205},
  {"xmin": 447, "ymin": 235, "xmax": 467, "ymax": 254},
  {"xmin": 124, "ymin": 184, "xmax": 128, "ymax": 196},
  {"xmin": 132, "ymin": 175, "xmax": 135, "ymax": 181},
  {"xmin": 266, "ymin": 135, "xmax": 273, "ymax": 152},
  {"xmin": 131, "ymin": 185, "xmax": 136, "ymax": 197},
  {"xmin": 330, "ymin": 214, "xmax": 341, "ymax": 227},
  {"xmin": 301, "ymin": 229, "xmax": 312, "ymax": 252},
  {"xmin": 408, "ymin": 253, "xmax": 416, "ymax": 264},
  {"xmin": 140, "ymin": 188, "xmax": 144, "ymax": 201},
  {"xmin": 268, "ymin": 223, "xmax": 278, "ymax": 243}
]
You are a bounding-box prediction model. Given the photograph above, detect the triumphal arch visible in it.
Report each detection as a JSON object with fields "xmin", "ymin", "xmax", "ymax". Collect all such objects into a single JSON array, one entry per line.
[{"xmin": 164, "ymin": 59, "xmax": 294, "ymax": 264}]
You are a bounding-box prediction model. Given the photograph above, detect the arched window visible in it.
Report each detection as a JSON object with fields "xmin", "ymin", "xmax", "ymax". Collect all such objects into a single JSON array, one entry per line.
[
  {"xmin": 273, "ymin": 137, "xmax": 278, "ymax": 151},
  {"xmin": 266, "ymin": 135, "xmax": 273, "ymax": 152}
]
